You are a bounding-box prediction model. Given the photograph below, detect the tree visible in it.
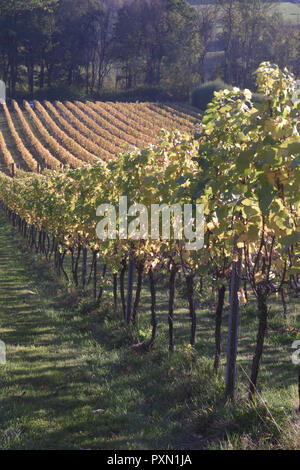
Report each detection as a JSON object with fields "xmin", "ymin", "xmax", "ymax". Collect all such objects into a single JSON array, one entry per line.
[
  {"xmin": 114, "ymin": 0, "xmax": 204, "ymax": 94},
  {"xmin": 0, "ymin": 0, "xmax": 57, "ymax": 95},
  {"xmin": 218, "ymin": 0, "xmax": 280, "ymax": 88}
]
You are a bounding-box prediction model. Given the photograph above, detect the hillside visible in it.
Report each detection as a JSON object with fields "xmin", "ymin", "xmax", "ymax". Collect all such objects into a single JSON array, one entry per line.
[{"xmin": 0, "ymin": 101, "xmax": 200, "ymax": 174}]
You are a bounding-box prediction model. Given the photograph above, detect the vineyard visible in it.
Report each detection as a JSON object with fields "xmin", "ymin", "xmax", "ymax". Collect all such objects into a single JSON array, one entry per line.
[
  {"xmin": 0, "ymin": 100, "xmax": 200, "ymax": 174},
  {"xmin": 0, "ymin": 63, "xmax": 299, "ymax": 450}
]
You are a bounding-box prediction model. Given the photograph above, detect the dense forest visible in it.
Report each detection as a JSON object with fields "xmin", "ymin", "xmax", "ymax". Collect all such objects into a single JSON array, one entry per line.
[{"xmin": 0, "ymin": 0, "xmax": 299, "ymax": 99}]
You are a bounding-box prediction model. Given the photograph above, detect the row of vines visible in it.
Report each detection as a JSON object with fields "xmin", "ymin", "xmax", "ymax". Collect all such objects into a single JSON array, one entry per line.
[
  {"xmin": 0, "ymin": 63, "xmax": 299, "ymax": 403},
  {"xmin": 0, "ymin": 100, "xmax": 199, "ymax": 174}
]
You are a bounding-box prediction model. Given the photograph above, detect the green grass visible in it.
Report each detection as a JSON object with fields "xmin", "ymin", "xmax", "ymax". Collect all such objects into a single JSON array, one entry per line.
[{"xmin": 0, "ymin": 210, "xmax": 299, "ymax": 450}]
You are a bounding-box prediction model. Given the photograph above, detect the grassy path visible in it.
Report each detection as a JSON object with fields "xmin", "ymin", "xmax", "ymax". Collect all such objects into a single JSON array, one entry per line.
[
  {"xmin": 0, "ymin": 213, "xmax": 154, "ymax": 449},
  {"xmin": 0, "ymin": 211, "xmax": 200, "ymax": 450},
  {"xmin": 0, "ymin": 212, "xmax": 105, "ymax": 449}
]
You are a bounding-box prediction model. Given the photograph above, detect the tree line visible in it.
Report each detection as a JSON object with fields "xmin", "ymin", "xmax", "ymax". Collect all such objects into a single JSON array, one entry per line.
[{"xmin": 0, "ymin": 0, "xmax": 299, "ymax": 100}]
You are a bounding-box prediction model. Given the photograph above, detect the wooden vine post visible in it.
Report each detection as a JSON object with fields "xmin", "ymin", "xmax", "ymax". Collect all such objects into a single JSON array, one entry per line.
[{"xmin": 225, "ymin": 237, "xmax": 243, "ymax": 401}]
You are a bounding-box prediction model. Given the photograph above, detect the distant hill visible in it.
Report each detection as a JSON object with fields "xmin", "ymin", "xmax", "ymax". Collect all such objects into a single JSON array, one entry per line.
[
  {"xmin": 189, "ymin": 1, "xmax": 300, "ymax": 25},
  {"xmin": 188, "ymin": 1, "xmax": 300, "ymax": 4}
]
